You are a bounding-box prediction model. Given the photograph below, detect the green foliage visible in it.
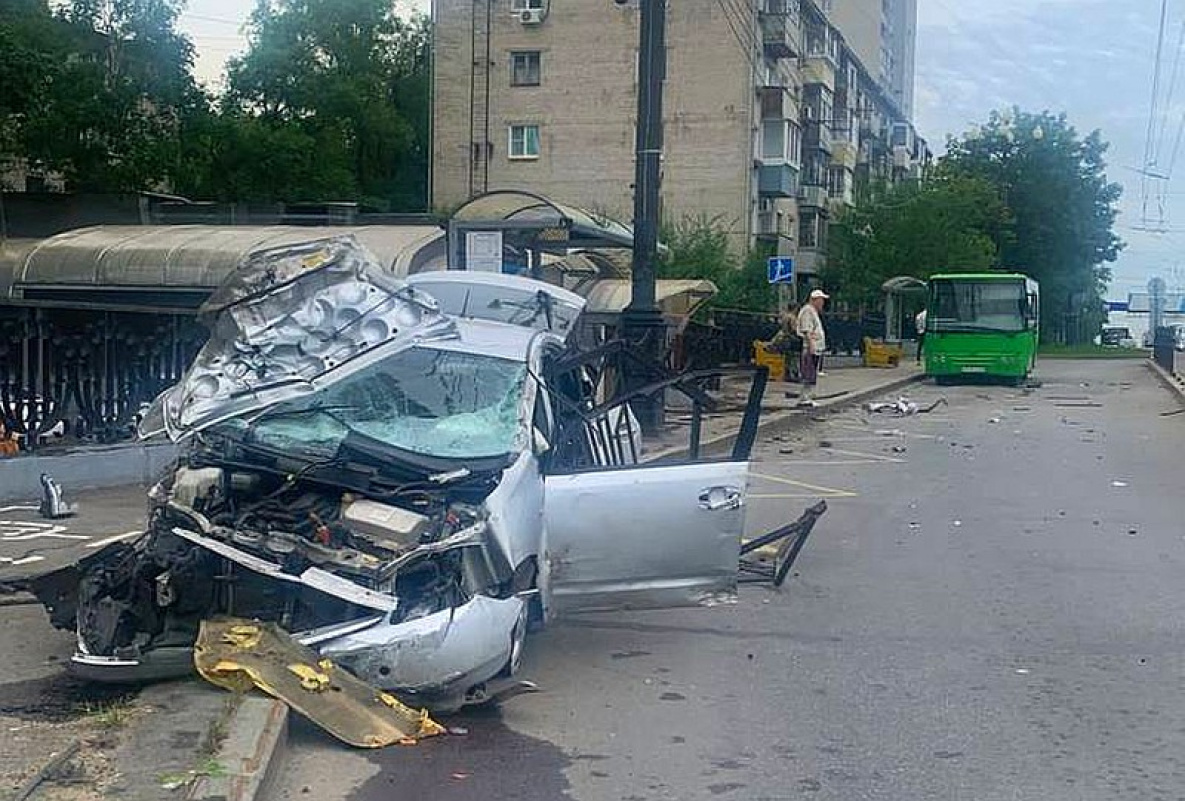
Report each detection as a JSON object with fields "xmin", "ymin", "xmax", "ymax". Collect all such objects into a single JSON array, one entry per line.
[
  {"xmin": 658, "ymin": 216, "xmax": 777, "ymax": 314},
  {"xmin": 3, "ymin": 0, "xmax": 201, "ymax": 191},
  {"xmin": 217, "ymin": 0, "xmax": 431, "ymax": 210},
  {"xmin": 1, "ymin": 0, "xmax": 431, "ymax": 209},
  {"xmin": 824, "ymin": 175, "xmax": 1011, "ymax": 309},
  {"xmin": 942, "ymin": 109, "xmax": 1123, "ymax": 343}
]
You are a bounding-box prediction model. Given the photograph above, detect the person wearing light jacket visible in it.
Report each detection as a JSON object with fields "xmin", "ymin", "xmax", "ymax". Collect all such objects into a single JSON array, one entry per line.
[{"xmin": 796, "ymin": 289, "xmax": 828, "ymax": 406}]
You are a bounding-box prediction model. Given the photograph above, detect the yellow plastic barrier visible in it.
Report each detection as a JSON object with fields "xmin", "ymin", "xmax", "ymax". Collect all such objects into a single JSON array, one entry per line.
[
  {"xmin": 752, "ymin": 340, "xmax": 787, "ymax": 379},
  {"xmin": 862, "ymin": 337, "xmax": 902, "ymax": 368}
]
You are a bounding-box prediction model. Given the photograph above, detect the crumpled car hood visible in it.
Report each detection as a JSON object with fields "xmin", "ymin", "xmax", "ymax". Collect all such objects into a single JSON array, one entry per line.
[{"xmin": 140, "ymin": 236, "xmax": 456, "ymax": 440}]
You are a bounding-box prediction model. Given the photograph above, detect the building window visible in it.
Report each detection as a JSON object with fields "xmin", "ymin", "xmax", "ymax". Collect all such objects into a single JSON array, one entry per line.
[
  {"xmin": 511, "ymin": 0, "xmax": 544, "ymax": 10},
  {"xmin": 761, "ymin": 120, "xmax": 802, "ymax": 166},
  {"xmin": 800, "ymin": 210, "xmax": 818, "ymax": 248},
  {"xmin": 509, "ymin": 124, "xmax": 541, "ymax": 159},
  {"xmin": 510, "ymin": 51, "xmax": 541, "ymax": 86}
]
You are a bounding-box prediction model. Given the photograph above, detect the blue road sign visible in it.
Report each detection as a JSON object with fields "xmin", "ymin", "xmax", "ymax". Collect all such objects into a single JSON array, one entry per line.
[{"xmin": 767, "ymin": 257, "xmax": 794, "ymax": 285}]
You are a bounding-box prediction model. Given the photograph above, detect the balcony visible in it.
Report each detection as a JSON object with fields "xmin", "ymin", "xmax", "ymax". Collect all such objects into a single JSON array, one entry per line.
[
  {"xmin": 759, "ymin": 86, "xmax": 797, "ymax": 120},
  {"xmin": 756, "ymin": 209, "xmax": 794, "ymax": 244},
  {"xmin": 803, "ymin": 120, "xmax": 832, "ymax": 154},
  {"xmin": 760, "ymin": 12, "xmax": 799, "ymax": 60},
  {"xmin": 800, "ymin": 53, "xmax": 836, "ymax": 90},
  {"xmin": 758, "ymin": 163, "xmax": 799, "ymax": 198},
  {"xmin": 831, "ymin": 128, "xmax": 857, "ymax": 168},
  {"xmin": 798, "ymin": 183, "xmax": 828, "ymax": 208},
  {"xmin": 796, "ymin": 247, "xmax": 824, "ymax": 275}
]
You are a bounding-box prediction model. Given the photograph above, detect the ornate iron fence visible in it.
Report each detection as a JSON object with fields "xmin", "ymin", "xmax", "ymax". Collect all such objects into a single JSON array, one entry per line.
[{"xmin": 0, "ymin": 307, "xmax": 206, "ymax": 450}]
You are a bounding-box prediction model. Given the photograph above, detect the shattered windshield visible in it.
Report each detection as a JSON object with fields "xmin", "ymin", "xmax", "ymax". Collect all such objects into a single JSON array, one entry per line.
[
  {"xmin": 930, "ymin": 280, "xmax": 1026, "ymax": 333},
  {"xmin": 219, "ymin": 347, "xmax": 528, "ymax": 461}
]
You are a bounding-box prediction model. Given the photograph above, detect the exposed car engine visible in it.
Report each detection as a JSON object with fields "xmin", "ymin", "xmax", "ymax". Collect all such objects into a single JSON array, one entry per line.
[{"xmin": 64, "ymin": 460, "xmax": 501, "ymax": 667}]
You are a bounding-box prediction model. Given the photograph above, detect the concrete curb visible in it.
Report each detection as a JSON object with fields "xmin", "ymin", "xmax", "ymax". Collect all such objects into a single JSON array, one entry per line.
[
  {"xmin": 645, "ymin": 369, "xmax": 926, "ymax": 463},
  {"xmin": 188, "ymin": 695, "xmax": 289, "ymax": 801},
  {"xmin": 0, "ymin": 441, "xmax": 178, "ymax": 502},
  {"xmin": 1146, "ymin": 358, "xmax": 1185, "ymax": 407}
]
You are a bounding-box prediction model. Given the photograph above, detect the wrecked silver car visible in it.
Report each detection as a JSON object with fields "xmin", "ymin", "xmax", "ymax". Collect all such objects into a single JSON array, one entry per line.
[{"xmin": 30, "ymin": 236, "xmax": 823, "ymax": 712}]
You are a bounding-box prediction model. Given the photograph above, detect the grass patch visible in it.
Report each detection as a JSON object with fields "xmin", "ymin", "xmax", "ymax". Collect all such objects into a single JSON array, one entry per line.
[
  {"xmin": 1039, "ymin": 344, "xmax": 1148, "ymax": 359},
  {"xmin": 79, "ymin": 696, "xmax": 138, "ymax": 729}
]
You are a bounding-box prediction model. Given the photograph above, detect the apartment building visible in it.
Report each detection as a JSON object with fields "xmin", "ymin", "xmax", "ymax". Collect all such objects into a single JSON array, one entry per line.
[
  {"xmin": 430, "ymin": 0, "xmax": 928, "ymax": 290},
  {"xmin": 829, "ymin": 0, "xmax": 916, "ymax": 117}
]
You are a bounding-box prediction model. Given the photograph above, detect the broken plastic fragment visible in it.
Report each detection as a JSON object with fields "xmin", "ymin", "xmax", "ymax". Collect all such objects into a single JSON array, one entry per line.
[{"xmin": 195, "ymin": 619, "xmax": 445, "ymax": 748}]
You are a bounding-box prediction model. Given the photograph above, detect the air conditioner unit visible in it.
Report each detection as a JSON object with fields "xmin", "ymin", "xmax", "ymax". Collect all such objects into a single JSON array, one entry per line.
[{"xmin": 519, "ymin": 8, "xmax": 544, "ymax": 24}]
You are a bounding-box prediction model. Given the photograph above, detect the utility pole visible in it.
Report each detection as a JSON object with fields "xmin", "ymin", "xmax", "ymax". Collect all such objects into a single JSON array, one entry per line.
[{"xmin": 621, "ymin": 0, "xmax": 667, "ymax": 435}]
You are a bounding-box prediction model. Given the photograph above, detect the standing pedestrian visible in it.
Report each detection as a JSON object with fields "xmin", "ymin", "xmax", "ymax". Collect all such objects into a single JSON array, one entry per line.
[
  {"xmin": 796, "ymin": 289, "xmax": 829, "ymax": 406},
  {"xmin": 915, "ymin": 307, "xmax": 927, "ymax": 364}
]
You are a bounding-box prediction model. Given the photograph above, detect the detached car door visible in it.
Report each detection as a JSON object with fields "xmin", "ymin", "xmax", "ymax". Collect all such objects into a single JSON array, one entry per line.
[{"xmin": 541, "ymin": 460, "xmax": 748, "ymax": 615}]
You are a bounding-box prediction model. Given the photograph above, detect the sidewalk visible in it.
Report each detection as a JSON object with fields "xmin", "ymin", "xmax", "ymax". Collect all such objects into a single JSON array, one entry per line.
[{"xmin": 645, "ymin": 360, "xmax": 925, "ymax": 461}]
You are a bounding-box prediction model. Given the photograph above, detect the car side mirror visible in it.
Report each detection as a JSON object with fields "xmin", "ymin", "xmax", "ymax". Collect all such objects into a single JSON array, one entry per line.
[{"xmin": 532, "ymin": 426, "xmax": 552, "ymax": 454}]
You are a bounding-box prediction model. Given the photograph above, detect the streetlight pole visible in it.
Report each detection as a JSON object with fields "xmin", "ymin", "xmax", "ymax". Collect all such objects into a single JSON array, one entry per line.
[{"xmin": 622, "ymin": 0, "xmax": 667, "ymax": 435}]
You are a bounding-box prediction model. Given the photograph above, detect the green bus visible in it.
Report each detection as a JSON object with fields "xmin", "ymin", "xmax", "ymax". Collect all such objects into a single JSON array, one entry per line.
[{"xmin": 923, "ymin": 272, "xmax": 1040, "ymax": 383}]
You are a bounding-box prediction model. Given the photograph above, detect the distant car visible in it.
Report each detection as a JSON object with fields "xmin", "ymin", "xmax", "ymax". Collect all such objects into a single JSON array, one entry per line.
[
  {"xmin": 29, "ymin": 237, "xmax": 806, "ymax": 712},
  {"xmin": 1101, "ymin": 326, "xmax": 1133, "ymax": 347}
]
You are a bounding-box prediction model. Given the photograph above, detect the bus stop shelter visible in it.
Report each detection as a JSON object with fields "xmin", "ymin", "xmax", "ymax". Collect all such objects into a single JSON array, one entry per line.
[
  {"xmin": 881, "ymin": 276, "xmax": 928, "ymax": 341},
  {"xmin": 448, "ymin": 190, "xmax": 665, "ymax": 274}
]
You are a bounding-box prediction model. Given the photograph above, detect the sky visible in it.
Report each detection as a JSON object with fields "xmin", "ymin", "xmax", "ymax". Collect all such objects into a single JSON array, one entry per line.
[{"xmin": 179, "ymin": 0, "xmax": 1183, "ymax": 301}]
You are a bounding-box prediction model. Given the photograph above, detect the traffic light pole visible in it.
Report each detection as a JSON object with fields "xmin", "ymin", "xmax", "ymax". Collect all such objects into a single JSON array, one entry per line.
[{"xmin": 621, "ymin": 0, "xmax": 667, "ymax": 435}]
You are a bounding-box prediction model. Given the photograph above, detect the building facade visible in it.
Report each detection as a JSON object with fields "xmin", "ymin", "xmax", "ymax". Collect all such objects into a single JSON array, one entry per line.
[{"xmin": 431, "ymin": 0, "xmax": 929, "ymax": 291}]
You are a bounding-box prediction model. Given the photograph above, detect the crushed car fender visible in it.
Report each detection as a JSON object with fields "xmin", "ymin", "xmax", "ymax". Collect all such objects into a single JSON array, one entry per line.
[{"xmin": 194, "ymin": 618, "xmax": 445, "ymax": 748}]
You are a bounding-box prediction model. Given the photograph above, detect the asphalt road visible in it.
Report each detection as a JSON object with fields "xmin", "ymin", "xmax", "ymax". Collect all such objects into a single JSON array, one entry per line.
[{"xmin": 267, "ymin": 359, "xmax": 1185, "ymax": 801}]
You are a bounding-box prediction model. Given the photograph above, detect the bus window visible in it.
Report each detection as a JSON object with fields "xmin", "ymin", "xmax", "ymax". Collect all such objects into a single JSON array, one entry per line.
[{"xmin": 931, "ymin": 280, "xmax": 1026, "ymax": 333}]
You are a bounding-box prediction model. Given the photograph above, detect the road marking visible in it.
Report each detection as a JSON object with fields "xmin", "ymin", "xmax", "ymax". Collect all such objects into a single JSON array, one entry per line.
[
  {"xmin": 825, "ymin": 447, "xmax": 905, "ymax": 463},
  {"xmin": 750, "ymin": 493, "xmax": 842, "ymax": 500},
  {"xmin": 0, "ymin": 505, "xmax": 39, "ymax": 513},
  {"xmin": 0, "ymin": 520, "xmax": 88, "ymax": 541},
  {"xmin": 749, "ymin": 471, "xmax": 858, "ymax": 498},
  {"xmin": 85, "ymin": 530, "xmax": 143, "ymax": 549},
  {"xmin": 0, "ymin": 555, "xmax": 46, "ymax": 566}
]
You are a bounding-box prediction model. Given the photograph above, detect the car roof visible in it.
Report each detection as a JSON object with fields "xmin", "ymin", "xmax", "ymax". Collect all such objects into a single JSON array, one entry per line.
[{"xmin": 420, "ymin": 317, "xmax": 544, "ymax": 362}]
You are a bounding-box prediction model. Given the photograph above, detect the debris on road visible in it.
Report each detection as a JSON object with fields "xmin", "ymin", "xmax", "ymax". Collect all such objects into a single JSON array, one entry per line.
[
  {"xmin": 1111, "ymin": 480, "xmax": 1129, "ymax": 488},
  {"xmin": 868, "ymin": 397, "xmax": 919, "ymax": 416},
  {"xmin": 37, "ymin": 474, "xmax": 76, "ymax": 520},
  {"xmin": 195, "ymin": 619, "xmax": 446, "ymax": 748},
  {"xmin": 10, "ymin": 739, "xmax": 83, "ymax": 801}
]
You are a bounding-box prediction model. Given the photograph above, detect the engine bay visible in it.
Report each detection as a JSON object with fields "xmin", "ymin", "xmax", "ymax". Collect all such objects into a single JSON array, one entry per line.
[{"xmin": 65, "ymin": 458, "xmax": 505, "ymax": 663}]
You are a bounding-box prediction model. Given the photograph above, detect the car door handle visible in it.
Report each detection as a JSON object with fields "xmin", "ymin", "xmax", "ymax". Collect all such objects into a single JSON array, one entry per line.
[{"xmin": 699, "ymin": 486, "xmax": 743, "ymax": 511}]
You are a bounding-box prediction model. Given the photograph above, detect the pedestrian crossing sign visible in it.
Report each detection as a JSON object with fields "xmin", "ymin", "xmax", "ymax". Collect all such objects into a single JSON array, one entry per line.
[{"xmin": 767, "ymin": 257, "xmax": 794, "ymax": 284}]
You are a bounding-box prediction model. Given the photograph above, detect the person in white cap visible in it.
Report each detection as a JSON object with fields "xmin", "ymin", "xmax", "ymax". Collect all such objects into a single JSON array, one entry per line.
[{"xmin": 796, "ymin": 289, "xmax": 829, "ymax": 406}]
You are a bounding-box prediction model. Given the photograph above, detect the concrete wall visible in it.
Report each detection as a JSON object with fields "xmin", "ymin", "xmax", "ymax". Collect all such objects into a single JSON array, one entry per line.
[
  {"xmin": 0, "ymin": 441, "xmax": 177, "ymax": 502},
  {"xmin": 828, "ymin": 0, "xmax": 882, "ymax": 88}
]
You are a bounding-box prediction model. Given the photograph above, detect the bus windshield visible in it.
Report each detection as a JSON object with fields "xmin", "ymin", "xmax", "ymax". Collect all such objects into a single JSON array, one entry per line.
[{"xmin": 930, "ymin": 279, "xmax": 1027, "ymax": 334}]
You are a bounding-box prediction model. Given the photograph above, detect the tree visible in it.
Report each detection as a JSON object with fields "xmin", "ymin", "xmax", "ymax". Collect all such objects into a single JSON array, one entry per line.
[
  {"xmin": 942, "ymin": 109, "xmax": 1123, "ymax": 343},
  {"xmin": 658, "ymin": 216, "xmax": 777, "ymax": 314},
  {"xmin": 221, "ymin": 0, "xmax": 431, "ymax": 210},
  {"xmin": 0, "ymin": 0, "xmax": 64, "ymax": 158},
  {"xmin": 3, "ymin": 0, "xmax": 201, "ymax": 191},
  {"xmin": 824, "ymin": 175, "xmax": 1012, "ymax": 309},
  {"xmin": 173, "ymin": 111, "xmax": 357, "ymax": 203}
]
